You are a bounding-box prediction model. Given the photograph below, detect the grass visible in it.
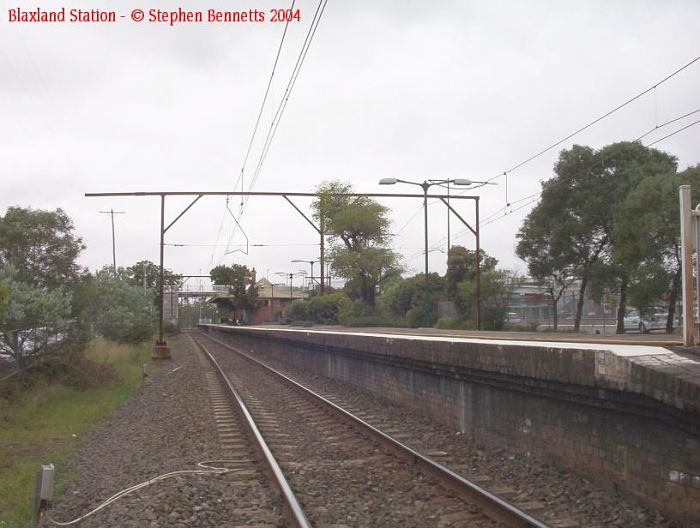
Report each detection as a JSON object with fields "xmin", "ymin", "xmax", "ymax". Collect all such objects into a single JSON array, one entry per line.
[{"xmin": 0, "ymin": 339, "xmax": 152, "ymax": 528}]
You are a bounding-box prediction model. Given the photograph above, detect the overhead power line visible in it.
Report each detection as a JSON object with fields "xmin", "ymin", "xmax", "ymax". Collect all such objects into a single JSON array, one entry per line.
[
  {"xmin": 636, "ymin": 107, "xmax": 700, "ymax": 141},
  {"xmin": 482, "ymin": 108, "xmax": 700, "ymax": 229},
  {"xmin": 391, "ymin": 58, "xmax": 700, "ymax": 240},
  {"xmin": 246, "ymin": 0, "xmax": 330, "ymax": 196},
  {"xmin": 485, "ymin": 55, "xmax": 700, "ymax": 184},
  {"xmin": 235, "ymin": 0, "xmax": 297, "ymax": 196},
  {"xmin": 645, "ymin": 116, "xmax": 700, "ymax": 147},
  {"xmin": 216, "ymin": 0, "xmax": 330, "ymax": 264}
]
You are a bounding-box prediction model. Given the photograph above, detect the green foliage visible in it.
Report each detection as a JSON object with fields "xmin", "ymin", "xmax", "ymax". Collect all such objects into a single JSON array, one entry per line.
[
  {"xmin": 455, "ymin": 270, "xmax": 521, "ymax": 330},
  {"xmin": 313, "ymin": 180, "xmax": 402, "ymax": 306},
  {"xmin": 338, "ymin": 299, "xmax": 374, "ymax": 324},
  {"xmin": 0, "ymin": 207, "xmax": 85, "ymax": 289},
  {"xmin": 516, "ymin": 142, "xmax": 678, "ymax": 331},
  {"xmin": 0, "ymin": 339, "xmax": 150, "ymax": 527},
  {"xmin": 446, "ymin": 246, "xmax": 496, "ymax": 301},
  {"xmin": 210, "ymin": 264, "xmax": 257, "ymax": 312},
  {"xmin": 0, "ymin": 283, "xmax": 8, "ymax": 319},
  {"xmin": 405, "ymin": 273, "xmax": 446, "ymax": 327},
  {"xmin": 0, "ymin": 264, "xmax": 73, "ymax": 368},
  {"xmin": 124, "ymin": 260, "xmax": 181, "ymax": 290},
  {"xmin": 378, "ymin": 277, "xmax": 418, "ymax": 318},
  {"xmin": 91, "ymin": 269, "xmax": 155, "ymax": 343},
  {"xmin": 178, "ymin": 300, "xmax": 221, "ymax": 328},
  {"xmin": 613, "ymin": 164, "xmax": 700, "ymax": 330},
  {"xmin": 283, "ymin": 300, "xmax": 309, "ymax": 322},
  {"xmin": 308, "ymin": 292, "xmax": 351, "ymax": 324}
]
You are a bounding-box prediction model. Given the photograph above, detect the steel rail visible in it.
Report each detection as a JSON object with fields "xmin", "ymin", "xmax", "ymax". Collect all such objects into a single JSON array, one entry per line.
[
  {"xmin": 198, "ymin": 331, "xmax": 552, "ymax": 528},
  {"xmin": 188, "ymin": 334, "xmax": 311, "ymax": 528}
]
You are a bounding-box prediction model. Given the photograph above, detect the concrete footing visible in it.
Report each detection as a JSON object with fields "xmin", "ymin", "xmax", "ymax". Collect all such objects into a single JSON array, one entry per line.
[{"xmin": 152, "ymin": 342, "xmax": 171, "ymax": 360}]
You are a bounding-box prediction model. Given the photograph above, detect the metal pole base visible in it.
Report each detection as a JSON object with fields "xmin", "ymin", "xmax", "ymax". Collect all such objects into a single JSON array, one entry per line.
[{"xmin": 152, "ymin": 341, "xmax": 171, "ymax": 360}]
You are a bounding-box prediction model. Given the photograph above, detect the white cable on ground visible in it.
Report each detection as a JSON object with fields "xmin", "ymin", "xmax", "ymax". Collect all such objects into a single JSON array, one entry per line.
[{"xmin": 44, "ymin": 459, "xmax": 255, "ymax": 526}]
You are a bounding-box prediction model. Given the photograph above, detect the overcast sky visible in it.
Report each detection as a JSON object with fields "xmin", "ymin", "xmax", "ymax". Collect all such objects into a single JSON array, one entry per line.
[{"xmin": 2, "ymin": 0, "xmax": 699, "ymax": 289}]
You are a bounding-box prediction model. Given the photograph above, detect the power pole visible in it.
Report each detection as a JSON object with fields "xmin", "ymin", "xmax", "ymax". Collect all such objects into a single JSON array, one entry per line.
[{"xmin": 100, "ymin": 209, "xmax": 125, "ymax": 275}]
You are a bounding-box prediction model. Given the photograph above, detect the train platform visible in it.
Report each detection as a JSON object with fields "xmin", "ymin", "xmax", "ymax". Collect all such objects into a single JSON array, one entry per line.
[
  {"xmin": 226, "ymin": 324, "xmax": 700, "ymax": 408},
  {"xmin": 205, "ymin": 323, "xmax": 700, "ymax": 522}
]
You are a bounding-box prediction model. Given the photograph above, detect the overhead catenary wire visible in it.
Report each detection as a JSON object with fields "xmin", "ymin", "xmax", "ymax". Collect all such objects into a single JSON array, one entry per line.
[
  {"xmin": 645, "ymin": 116, "xmax": 700, "ymax": 147},
  {"xmin": 234, "ymin": 0, "xmax": 297, "ymax": 197},
  {"xmin": 394, "ymin": 54, "xmax": 700, "ymax": 235},
  {"xmin": 214, "ymin": 0, "xmax": 330, "ymax": 265},
  {"xmin": 209, "ymin": 0, "xmax": 297, "ymax": 270},
  {"xmin": 475, "ymin": 56, "xmax": 700, "ymax": 229},
  {"xmin": 484, "ymin": 55, "xmax": 700, "ymax": 185},
  {"xmin": 246, "ymin": 0, "xmax": 329, "ymax": 196},
  {"xmin": 636, "ymin": 108, "xmax": 700, "ymax": 141},
  {"xmin": 481, "ymin": 108, "xmax": 700, "ymax": 229}
]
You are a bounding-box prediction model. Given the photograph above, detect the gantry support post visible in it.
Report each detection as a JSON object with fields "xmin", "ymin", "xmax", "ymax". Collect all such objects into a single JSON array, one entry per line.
[
  {"xmin": 154, "ymin": 194, "xmax": 203, "ymax": 360},
  {"xmin": 438, "ymin": 196, "xmax": 481, "ymax": 330},
  {"xmin": 680, "ymin": 185, "xmax": 695, "ymax": 347},
  {"xmin": 154, "ymin": 194, "xmax": 169, "ymax": 359},
  {"xmin": 283, "ymin": 196, "xmax": 325, "ymax": 295}
]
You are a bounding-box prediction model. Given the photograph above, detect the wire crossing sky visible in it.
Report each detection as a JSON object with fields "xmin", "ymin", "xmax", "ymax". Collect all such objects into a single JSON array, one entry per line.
[{"xmin": 1, "ymin": 0, "xmax": 699, "ymax": 280}]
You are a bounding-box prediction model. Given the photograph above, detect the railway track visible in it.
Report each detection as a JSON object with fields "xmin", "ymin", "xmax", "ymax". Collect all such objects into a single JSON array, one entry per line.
[{"xmin": 190, "ymin": 330, "xmax": 558, "ymax": 528}]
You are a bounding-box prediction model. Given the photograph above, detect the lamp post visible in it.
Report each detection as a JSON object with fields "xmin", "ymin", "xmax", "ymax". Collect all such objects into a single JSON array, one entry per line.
[
  {"xmin": 379, "ymin": 178, "xmax": 473, "ymax": 327},
  {"xmin": 292, "ymin": 259, "xmax": 318, "ymax": 290},
  {"xmin": 275, "ymin": 271, "xmax": 306, "ymax": 302}
]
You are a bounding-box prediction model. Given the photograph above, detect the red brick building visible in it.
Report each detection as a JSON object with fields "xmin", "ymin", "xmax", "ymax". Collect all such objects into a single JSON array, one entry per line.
[{"xmin": 211, "ymin": 278, "xmax": 309, "ymax": 325}]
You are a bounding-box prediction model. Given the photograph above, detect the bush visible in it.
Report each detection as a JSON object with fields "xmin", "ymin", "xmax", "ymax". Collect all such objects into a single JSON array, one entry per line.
[
  {"xmin": 406, "ymin": 307, "xmax": 421, "ymax": 328},
  {"xmin": 283, "ymin": 300, "xmax": 309, "ymax": 322},
  {"xmin": 92, "ymin": 272, "xmax": 155, "ymax": 343},
  {"xmin": 338, "ymin": 299, "xmax": 374, "ymax": 324},
  {"xmin": 308, "ymin": 292, "xmax": 351, "ymax": 324},
  {"xmin": 344, "ymin": 315, "xmax": 408, "ymax": 328}
]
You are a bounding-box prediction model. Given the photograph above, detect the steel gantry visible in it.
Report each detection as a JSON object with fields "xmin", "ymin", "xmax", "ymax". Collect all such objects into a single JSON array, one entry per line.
[{"xmin": 85, "ymin": 190, "xmax": 482, "ymax": 358}]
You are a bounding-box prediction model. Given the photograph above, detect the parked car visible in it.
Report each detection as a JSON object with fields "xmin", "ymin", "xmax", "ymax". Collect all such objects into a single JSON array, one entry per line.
[{"xmin": 623, "ymin": 309, "xmax": 671, "ymax": 333}]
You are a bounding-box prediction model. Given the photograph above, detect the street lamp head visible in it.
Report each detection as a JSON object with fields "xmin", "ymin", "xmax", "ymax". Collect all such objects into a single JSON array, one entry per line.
[
  {"xmin": 452, "ymin": 178, "xmax": 473, "ymax": 186},
  {"xmin": 379, "ymin": 178, "xmax": 398, "ymax": 185}
]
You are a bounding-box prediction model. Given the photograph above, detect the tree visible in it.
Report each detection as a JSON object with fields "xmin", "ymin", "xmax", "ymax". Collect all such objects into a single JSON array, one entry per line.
[
  {"xmin": 0, "ymin": 207, "xmax": 85, "ymax": 289},
  {"xmin": 210, "ymin": 264, "xmax": 257, "ymax": 313},
  {"xmin": 0, "ymin": 264, "xmax": 72, "ymax": 368},
  {"xmin": 405, "ymin": 273, "xmax": 446, "ymax": 327},
  {"xmin": 125, "ymin": 260, "xmax": 181, "ymax": 290},
  {"xmin": 592, "ymin": 142, "xmax": 678, "ymax": 332},
  {"xmin": 455, "ymin": 270, "xmax": 521, "ymax": 330},
  {"xmin": 517, "ymin": 145, "xmax": 608, "ymax": 331},
  {"xmin": 308, "ymin": 292, "xmax": 351, "ymax": 324},
  {"xmin": 446, "ymin": 246, "xmax": 497, "ymax": 301},
  {"xmin": 516, "ymin": 215, "xmax": 576, "ymax": 330},
  {"xmin": 516, "ymin": 142, "xmax": 677, "ymax": 332},
  {"xmin": 313, "ymin": 180, "xmax": 401, "ymax": 307},
  {"xmin": 614, "ymin": 164, "xmax": 700, "ymax": 332},
  {"xmin": 91, "ymin": 268, "xmax": 155, "ymax": 343},
  {"xmin": 379, "ymin": 277, "xmax": 419, "ymax": 319},
  {"xmin": 0, "ymin": 283, "xmax": 8, "ymax": 319},
  {"xmin": 0, "ymin": 207, "xmax": 86, "ymax": 368}
]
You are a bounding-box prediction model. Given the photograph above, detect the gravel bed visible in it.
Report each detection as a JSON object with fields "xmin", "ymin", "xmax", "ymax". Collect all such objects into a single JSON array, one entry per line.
[
  {"xmin": 202, "ymin": 335, "xmax": 504, "ymax": 528},
  {"xmin": 203, "ymin": 331, "xmax": 675, "ymax": 528},
  {"xmin": 41, "ymin": 335, "xmax": 279, "ymax": 528}
]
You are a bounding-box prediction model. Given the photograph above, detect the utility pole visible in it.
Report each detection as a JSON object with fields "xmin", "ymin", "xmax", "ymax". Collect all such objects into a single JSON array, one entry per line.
[{"xmin": 100, "ymin": 209, "xmax": 125, "ymax": 275}]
